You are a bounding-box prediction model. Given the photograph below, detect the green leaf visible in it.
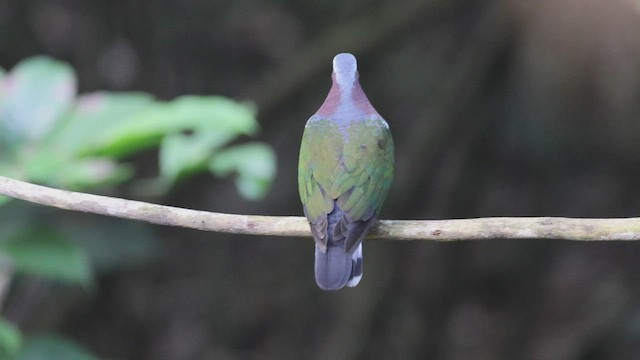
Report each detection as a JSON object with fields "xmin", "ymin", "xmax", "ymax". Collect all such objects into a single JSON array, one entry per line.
[
  {"xmin": 22, "ymin": 150, "xmax": 132, "ymax": 191},
  {"xmin": 52, "ymin": 159, "xmax": 132, "ymax": 191},
  {"xmin": 0, "ymin": 57, "xmax": 77, "ymax": 148},
  {"xmin": 8, "ymin": 92, "xmax": 149, "ymax": 190},
  {"xmin": 19, "ymin": 335, "xmax": 97, "ymax": 360},
  {"xmin": 0, "ymin": 318, "xmax": 22, "ymax": 360},
  {"xmin": 159, "ymin": 130, "xmax": 236, "ymax": 184},
  {"xmin": 87, "ymin": 95, "xmax": 258, "ymax": 158},
  {"xmin": 0, "ymin": 230, "xmax": 92, "ymax": 285},
  {"xmin": 13, "ymin": 92, "xmax": 148, "ymax": 190},
  {"xmin": 46, "ymin": 92, "xmax": 156, "ymax": 157},
  {"xmin": 209, "ymin": 142, "xmax": 276, "ymax": 200}
]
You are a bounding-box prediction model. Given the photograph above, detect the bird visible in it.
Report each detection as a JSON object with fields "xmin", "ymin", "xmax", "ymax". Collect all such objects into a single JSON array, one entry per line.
[{"xmin": 298, "ymin": 53, "xmax": 394, "ymax": 290}]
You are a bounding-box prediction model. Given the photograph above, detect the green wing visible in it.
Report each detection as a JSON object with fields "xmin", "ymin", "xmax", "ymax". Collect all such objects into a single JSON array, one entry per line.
[{"xmin": 298, "ymin": 117, "xmax": 394, "ymax": 252}]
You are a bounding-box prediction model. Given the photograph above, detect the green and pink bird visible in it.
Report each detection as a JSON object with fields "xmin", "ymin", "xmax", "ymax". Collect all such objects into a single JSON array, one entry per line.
[{"xmin": 298, "ymin": 53, "xmax": 394, "ymax": 290}]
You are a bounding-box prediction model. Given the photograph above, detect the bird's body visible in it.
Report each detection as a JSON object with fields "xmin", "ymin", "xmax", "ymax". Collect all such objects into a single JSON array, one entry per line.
[{"xmin": 298, "ymin": 53, "xmax": 394, "ymax": 290}]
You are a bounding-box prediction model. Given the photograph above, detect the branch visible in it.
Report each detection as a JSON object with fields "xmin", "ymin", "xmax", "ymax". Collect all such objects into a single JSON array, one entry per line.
[{"xmin": 1, "ymin": 175, "xmax": 640, "ymax": 241}]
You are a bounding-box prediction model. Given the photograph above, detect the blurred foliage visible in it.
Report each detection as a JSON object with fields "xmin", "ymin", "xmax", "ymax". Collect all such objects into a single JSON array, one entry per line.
[
  {"xmin": 19, "ymin": 335, "xmax": 97, "ymax": 360},
  {"xmin": 0, "ymin": 318, "xmax": 21, "ymax": 359},
  {"xmin": 0, "ymin": 56, "xmax": 275, "ymax": 198},
  {"xmin": 0, "ymin": 325, "xmax": 95, "ymax": 360},
  {"xmin": 0, "ymin": 56, "xmax": 278, "ymax": 359},
  {"xmin": 0, "ymin": 55, "xmax": 276, "ymax": 278},
  {"xmin": 209, "ymin": 142, "xmax": 277, "ymax": 200},
  {"xmin": 0, "ymin": 230, "xmax": 92, "ymax": 285},
  {"xmin": 0, "ymin": 319, "xmax": 93, "ymax": 360}
]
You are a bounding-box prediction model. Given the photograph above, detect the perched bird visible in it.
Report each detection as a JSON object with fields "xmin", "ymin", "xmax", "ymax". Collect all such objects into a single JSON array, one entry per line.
[{"xmin": 298, "ymin": 53, "xmax": 394, "ymax": 290}]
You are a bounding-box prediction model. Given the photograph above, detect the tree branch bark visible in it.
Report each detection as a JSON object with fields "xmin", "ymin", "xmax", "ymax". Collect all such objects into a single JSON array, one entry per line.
[{"xmin": 1, "ymin": 175, "xmax": 640, "ymax": 241}]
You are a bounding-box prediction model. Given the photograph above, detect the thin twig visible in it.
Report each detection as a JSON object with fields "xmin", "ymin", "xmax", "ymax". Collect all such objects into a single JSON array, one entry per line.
[{"xmin": 1, "ymin": 176, "xmax": 640, "ymax": 241}]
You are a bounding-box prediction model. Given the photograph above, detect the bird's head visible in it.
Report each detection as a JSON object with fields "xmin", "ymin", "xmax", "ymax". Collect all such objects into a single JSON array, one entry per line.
[{"xmin": 332, "ymin": 53, "xmax": 358, "ymax": 90}]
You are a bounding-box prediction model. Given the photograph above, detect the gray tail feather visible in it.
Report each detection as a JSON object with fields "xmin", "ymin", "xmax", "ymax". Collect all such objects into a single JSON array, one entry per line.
[
  {"xmin": 314, "ymin": 205, "xmax": 364, "ymax": 290},
  {"xmin": 314, "ymin": 243, "xmax": 363, "ymax": 290}
]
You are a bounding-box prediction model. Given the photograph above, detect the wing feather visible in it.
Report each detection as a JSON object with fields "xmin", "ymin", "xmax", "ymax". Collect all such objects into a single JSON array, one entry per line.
[{"xmin": 299, "ymin": 117, "xmax": 394, "ymax": 253}]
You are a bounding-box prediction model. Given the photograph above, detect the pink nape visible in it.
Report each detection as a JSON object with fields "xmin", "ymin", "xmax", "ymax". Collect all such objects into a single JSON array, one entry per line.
[
  {"xmin": 316, "ymin": 73, "xmax": 378, "ymax": 118},
  {"xmin": 316, "ymin": 73, "xmax": 342, "ymax": 117}
]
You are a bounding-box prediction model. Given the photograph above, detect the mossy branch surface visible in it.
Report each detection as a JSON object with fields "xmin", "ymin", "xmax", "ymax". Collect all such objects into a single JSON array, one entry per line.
[{"xmin": 1, "ymin": 176, "xmax": 640, "ymax": 241}]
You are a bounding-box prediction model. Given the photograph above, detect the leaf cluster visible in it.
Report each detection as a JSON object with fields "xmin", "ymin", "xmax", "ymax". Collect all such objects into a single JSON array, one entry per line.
[{"xmin": 0, "ymin": 56, "xmax": 278, "ymax": 359}]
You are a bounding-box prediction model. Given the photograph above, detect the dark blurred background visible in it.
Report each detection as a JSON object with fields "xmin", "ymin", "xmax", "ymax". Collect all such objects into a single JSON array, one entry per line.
[{"xmin": 2, "ymin": 0, "xmax": 640, "ymax": 359}]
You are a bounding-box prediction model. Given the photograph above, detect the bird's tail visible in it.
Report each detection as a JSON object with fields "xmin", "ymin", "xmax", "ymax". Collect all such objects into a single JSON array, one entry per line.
[
  {"xmin": 314, "ymin": 206, "xmax": 363, "ymax": 290},
  {"xmin": 314, "ymin": 243, "xmax": 363, "ymax": 290}
]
